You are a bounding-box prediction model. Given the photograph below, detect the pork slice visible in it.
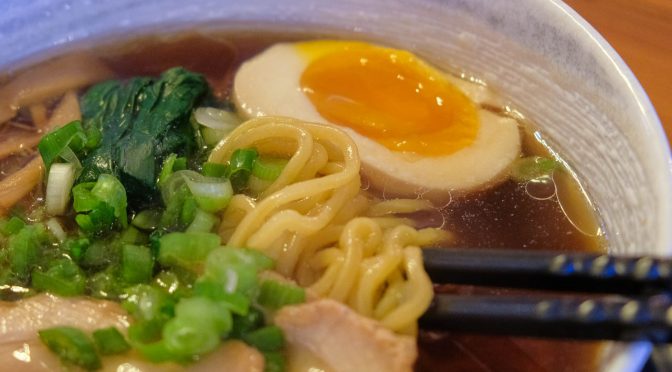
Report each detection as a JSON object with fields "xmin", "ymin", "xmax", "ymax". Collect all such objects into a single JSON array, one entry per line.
[
  {"xmin": 0, "ymin": 295, "xmax": 265, "ymax": 371},
  {"xmin": 0, "ymin": 293, "xmax": 129, "ymax": 344},
  {"xmin": 275, "ymin": 299, "xmax": 417, "ymax": 372}
]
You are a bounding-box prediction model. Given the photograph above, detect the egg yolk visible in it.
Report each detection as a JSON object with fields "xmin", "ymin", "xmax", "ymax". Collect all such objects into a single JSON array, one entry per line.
[{"xmin": 299, "ymin": 44, "xmax": 479, "ymax": 156}]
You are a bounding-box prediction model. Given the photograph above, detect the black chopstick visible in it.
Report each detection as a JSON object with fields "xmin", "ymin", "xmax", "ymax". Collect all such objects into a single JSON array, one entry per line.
[
  {"xmin": 419, "ymin": 293, "xmax": 672, "ymax": 343},
  {"xmin": 420, "ymin": 248, "xmax": 672, "ymax": 342},
  {"xmin": 422, "ymin": 248, "xmax": 672, "ymax": 295}
]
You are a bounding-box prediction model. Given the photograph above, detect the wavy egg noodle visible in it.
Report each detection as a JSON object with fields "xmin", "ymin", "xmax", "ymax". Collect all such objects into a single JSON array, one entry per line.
[{"xmin": 209, "ymin": 116, "xmax": 449, "ymax": 334}]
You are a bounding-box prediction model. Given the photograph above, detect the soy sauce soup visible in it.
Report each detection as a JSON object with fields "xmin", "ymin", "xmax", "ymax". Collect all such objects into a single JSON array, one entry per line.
[{"xmin": 1, "ymin": 32, "xmax": 606, "ymax": 371}]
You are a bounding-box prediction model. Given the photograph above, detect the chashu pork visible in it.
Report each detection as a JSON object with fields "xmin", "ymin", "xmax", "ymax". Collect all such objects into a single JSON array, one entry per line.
[
  {"xmin": 275, "ymin": 299, "xmax": 417, "ymax": 372},
  {"xmin": 0, "ymin": 294, "xmax": 264, "ymax": 371}
]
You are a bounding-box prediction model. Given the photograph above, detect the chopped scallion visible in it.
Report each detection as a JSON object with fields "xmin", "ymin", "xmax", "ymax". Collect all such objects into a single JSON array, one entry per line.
[
  {"xmin": 32, "ymin": 258, "xmax": 86, "ymax": 296},
  {"xmin": 93, "ymin": 327, "xmax": 131, "ymax": 355},
  {"xmin": 45, "ymin": 163, "xmax": 77, "ymax": 216},
  {"xmin": 158, "ymin": 232, "xmax": 221, "ymax": 271},
  {"xmin": 228, "ymin": 148, "xmax": 258, "ymax": 192},
  {"xmin": 252, "ymin": 157, "xmax": 288, "ymax": 181},
  {"xmin": 121, "ymin": 244, "xmax": 154, "ymax": 284},
  {"xmin": 257, "ymin": 280, "xmax": 306, "ymax": 310},
  {"xmin": 242, "ymin": 326, "xmax": 284, "ymax": 352},
  {"xmin": 38, "ymin": 326, "xmax": 101, "ymax": 370}
]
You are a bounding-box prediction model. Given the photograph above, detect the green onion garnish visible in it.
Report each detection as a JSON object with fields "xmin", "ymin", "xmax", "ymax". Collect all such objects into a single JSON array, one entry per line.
[
  {"xmin": 257, "ymin": 280, "xmax": 306, "ymax": 310},
  {"xmin": 228, "ymin": 148, "xmax": 259, "ymax": 192},
  {"xmin": 38, "ymin": 327, "xmax": 101, "ymax": 370},
  {"xmin": 121, "ymin": 244, "xmax": 154, "ymax": 284},
  {"xmin": 92, "ymin": 327, "xmax": 131, "ymax": 355},
  {"xmin": 252, "ymin": 157, "xmax": 288, "ymax": 181},
  {"xmin": 158, "ymin": 232, "xmax": 221, "ymax": 271}
]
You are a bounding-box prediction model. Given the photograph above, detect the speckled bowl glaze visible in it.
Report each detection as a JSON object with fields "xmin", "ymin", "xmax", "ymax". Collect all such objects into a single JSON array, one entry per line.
[{"xmin": 2, "ymin": 0, "xmax": 670, "ymax": 370}]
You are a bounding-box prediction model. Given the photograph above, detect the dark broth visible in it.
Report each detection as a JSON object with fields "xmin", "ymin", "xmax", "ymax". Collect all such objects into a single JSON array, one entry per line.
[{"xmin": 8, "ymin": 32, "xmax": 606, "ymax": 372}]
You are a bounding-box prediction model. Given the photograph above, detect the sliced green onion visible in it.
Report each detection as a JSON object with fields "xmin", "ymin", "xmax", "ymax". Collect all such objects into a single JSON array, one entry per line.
[
  {"xmin": 242, "ymin": 326, "xmax": 284, "ymax": 352},
  {"xmin": 128, "ymin": 320, "xmax": 165, "ymax": 344},
  {"xmin": 132, "ymin": 210, "xmax": 162, "ymax": 231},
  {"xmin": 193, "ymin": 280, "xmax": 251, "ymax": 315},
  {"xmin": 231, "ymin": 308, "xmax": 265, "ymax": 338},
  {"xmin": 263, "ymin": 351, "xmax": 286, "ymax": 372},
  {"xmin": 252, "ymin": 157, "xmax": 288, "ymax": 181},
  {"xmin": 185, "ymin": 177, "xmax": 233, "ymax": 213},
  {"xmin": 80, "ymin": 239, "xmax": 119, "ymax": 269},
  {"xmin": 193, "ymin": 107, "xmax": 240, "ymax": 131},
  {"xmin": 204, "ymin": 247, "xmax": 274, "ymax": 295},
  {"xmin": 37, "ymin": 120, "xmax": 86, "ymax": 170},
  {"xmin": 257, "ymin": 280, "xmax": 306, "ymax": 310},
  {"xmin": 131, "ymin": 338, "xmax": 173, "ymax": 363},
  {"xmin": 45, "ymin": 163, "xmax": 76, "ymax": 215},
  {"xmin": 73, "ymin": 174, "xmax": 128, "ymax": 234},
  {"xmin": 174, "ymin": 297, "xmax": 233, "ymax": 335},
  {"xmin": 248, "ymin": 175, "xmax": 274, "ymax": 196},
  {"xmin": 202, "ymin": 162, "xmax": 228, "ymax": 178},
  {"xmin": 158, "ymin": 232, "xmax": 221, "ymax": 271},
  {"xmin": 161, "ymin": 170, "xmax": 232, "ymax": 214},
  {"xmin": 32, "ymin": 258, "xmax": 86, "ymax": 296},
  {"xmin": 88, "ymin": 268, "xmax": 122, "ymax": 300},
  {"xmin": 158, "ymin": 154, "xmax": 188, "ymax": 186},
  {"xmin": 38, "ymin": 326, "xmax": 101, "ymax": 370},
  {"xmin": 46, "ymin": 217, "xmax": 67, "ymax": 242},
  {"xmin": 201, "ymin": 127, "xmax": 230, "ymax": 147},
  {"xmin": 93, "ymin": 327, "xmax": 131, "ymax": 355},
  {"xmin": 121, "ymin": 244, "xmax": 154, "ymax": 284},
  {"xmin": 91, "ymin": 174, "xmax": 128, "ymax": 228},
  {"xmin": 162, "ymin": 317, "xmax": 220, "ymax": 358},
  {"xmin": 123, "ymin": 284, "xmax": 175, "ymax": 322},
  {"xmin": 0, "ymin": 216, "xmax": 26, "ymax": 236},
  {"xmin": 119, "ymin": 226, "xmax": 149, "ymax": 245},
  {"xmin": 9, "ymin": 224, "xmax": 48, "ymax": 280},
  {"xmin": 180, "ymin": 196, "xmax": 199, "ymax": 226},
  {"xmin": 186, "ymin": 209, "xmax": 219, "ymax": 233},
  {"xmin": 510, "ymin": 156, "xmax": 560, "ymax": 183},
  {"xmin": 228, "ymin": 148, "xmax": 259, "ymax": 192},
  {"xmin": 65, "ymin": 238, "xmax": 90, "ymax": 262}
]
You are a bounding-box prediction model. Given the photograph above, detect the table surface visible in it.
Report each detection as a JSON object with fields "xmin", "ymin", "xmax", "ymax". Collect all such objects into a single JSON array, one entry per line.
[{"xmin": 564, "ymin": 0, "xmax": 672, "ymax": 143}]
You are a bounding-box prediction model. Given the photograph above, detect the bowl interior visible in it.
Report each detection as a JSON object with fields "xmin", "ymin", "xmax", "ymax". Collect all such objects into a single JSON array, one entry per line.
[{"xmin": 2, "ymin": 0, "xmax": 670, "ymax": 370}]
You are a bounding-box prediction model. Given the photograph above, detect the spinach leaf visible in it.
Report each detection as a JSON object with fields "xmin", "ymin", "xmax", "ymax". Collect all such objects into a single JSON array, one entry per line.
[{"xmin": 79, "ymin": 68, "xmax": 208, "ymax": 208}]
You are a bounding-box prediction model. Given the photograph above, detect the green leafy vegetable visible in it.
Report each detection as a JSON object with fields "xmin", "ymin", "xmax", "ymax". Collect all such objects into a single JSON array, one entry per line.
[
  {"xmin": 78, "ymin": 68, "xmax": 208, "ymax": 207},
  {"xmin": 38, "ymin": 327, "xmax": 101, "ymax": 370}
]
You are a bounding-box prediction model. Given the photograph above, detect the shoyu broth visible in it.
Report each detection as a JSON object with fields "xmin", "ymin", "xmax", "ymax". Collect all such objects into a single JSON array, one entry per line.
[{"xmin": 3, "ymin": 32, "xmax": 606, "ymax": 371}]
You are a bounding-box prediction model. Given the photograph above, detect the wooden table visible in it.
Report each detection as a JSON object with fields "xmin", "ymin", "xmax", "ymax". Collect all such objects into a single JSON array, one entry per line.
[{"xmin": 564, "ymin": 0, "xmax": 672, "ymax": 143}]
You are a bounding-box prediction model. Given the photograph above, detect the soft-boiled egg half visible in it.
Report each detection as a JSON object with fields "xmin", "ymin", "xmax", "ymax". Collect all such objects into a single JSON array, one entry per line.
[{"xmin": 233, "ymin": 40, "xmax": 521, "ymax": 200}]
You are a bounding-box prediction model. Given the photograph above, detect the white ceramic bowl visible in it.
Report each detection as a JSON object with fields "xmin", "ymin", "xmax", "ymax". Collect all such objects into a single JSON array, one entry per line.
[{"xmin": 2, "ymin": 0, "xmax": 670, "ymax": 370}]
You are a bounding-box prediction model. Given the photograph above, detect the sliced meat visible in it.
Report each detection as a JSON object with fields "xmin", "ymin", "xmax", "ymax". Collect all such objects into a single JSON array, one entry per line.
[
  {"xmin": 189, "ymin": 340, "xmax": 265, "ymax": 372},
  {"xmin": 0, "ymin": 293, "xmax": 129, "ymax": 344},
  {"xmin": 275, "ymin": 299, "xmax": 417, "ymax": 372},
  {"xmin": 0, "ymin": 295, "xmax": 265, "ymax": 371}
]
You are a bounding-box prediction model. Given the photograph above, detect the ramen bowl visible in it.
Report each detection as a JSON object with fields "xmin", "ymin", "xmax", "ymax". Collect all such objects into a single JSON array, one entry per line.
[{"xmin": 1, "ymin": 0, "xmax": 670, "ymax": 371}]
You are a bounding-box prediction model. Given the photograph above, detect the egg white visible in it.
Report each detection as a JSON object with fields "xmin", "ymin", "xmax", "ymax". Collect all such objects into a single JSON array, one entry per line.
[{"xmin": 233, "ymin": 42, "xmax": 521, "ymax": 200}]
